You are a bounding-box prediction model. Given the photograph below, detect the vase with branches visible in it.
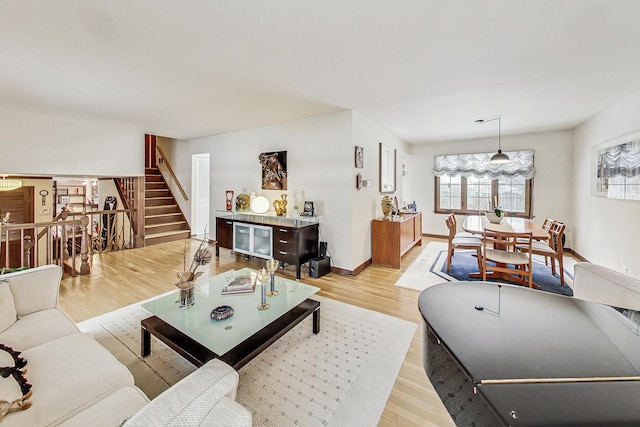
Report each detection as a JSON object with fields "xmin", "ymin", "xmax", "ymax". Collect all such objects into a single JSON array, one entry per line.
[{"xmin": 176, "ymin": 228, "xmax": 213, "ymax": 308}]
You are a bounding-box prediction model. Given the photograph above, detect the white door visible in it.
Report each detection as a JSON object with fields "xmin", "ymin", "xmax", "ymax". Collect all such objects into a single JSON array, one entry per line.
[{"xmin": 191, "ymin": 153, "xmax": 210, "ymax": 239}]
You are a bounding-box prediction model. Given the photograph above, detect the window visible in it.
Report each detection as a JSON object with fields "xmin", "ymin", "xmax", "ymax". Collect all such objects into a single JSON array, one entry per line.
[{"xmin": 433, "ymin": 150, "xmax": 534, "ymax": 217}]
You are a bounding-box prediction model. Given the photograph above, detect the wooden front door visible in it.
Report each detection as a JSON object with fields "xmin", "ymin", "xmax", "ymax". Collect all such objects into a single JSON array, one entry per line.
[{"xmin": 0, "ymin": 187, "xmax": 35, "ymax": 268}]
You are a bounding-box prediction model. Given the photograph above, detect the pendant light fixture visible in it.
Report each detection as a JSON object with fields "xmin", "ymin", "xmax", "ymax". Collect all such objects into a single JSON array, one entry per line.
[
  {"xmin": 475, "ymin": 116, "xmax": 510, "ymax": 163},
  {"xmin": 0, "ymin": 175, "xmax": 23, "ymax": 191}
]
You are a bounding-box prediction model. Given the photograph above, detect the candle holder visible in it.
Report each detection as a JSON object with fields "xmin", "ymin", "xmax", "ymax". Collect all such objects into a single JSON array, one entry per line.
[
  {"xmin": 257, "ymin": 268, "xmax": 270, "ymax": 310},
  {"xmin": 265, "ymin": 259, "xmax": 279, "ymax": 296}
]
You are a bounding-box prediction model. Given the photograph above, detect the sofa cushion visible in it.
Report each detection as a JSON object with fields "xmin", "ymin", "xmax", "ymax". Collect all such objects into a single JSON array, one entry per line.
[
  {"xmin": 2, "ymin": 332, "xmax": 136, "ymax": 427},
  {"xmin": 0, "ymin": 281, "xmax": 16, "ymax": 333},
  {"xmin": 58, "ymin": 385, "xmax": 149, "ymax": 427},
  {"xmin": 0, "ymin": 309, "xmax": 79, "ymax": 351},
  {"xmin": 2, "ymin": 265, "xmax": 62, "ymax": 317}
]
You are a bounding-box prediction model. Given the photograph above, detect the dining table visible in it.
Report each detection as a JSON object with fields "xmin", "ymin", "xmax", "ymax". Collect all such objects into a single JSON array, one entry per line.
[
  {"xmin": 462, "ymin": 215, "xmax": 549, "ymax": 240},
  {"xmin": 462, "ymin": 215, "xmax": 549, "ymax": 287}
]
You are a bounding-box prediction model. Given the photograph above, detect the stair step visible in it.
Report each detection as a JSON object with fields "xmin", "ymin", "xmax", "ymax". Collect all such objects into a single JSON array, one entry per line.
[
  {"xmin": 145, "ymin": 197, "xmax": 175, "ymax": 207},
  {"xmin": 145, "ymin": 221, "xmax": 187, "ymax": 229},
  {"xmin": 145, "ymin": 205, "xmax": 180, "ymax": 215},
  {"xmin": 146, "ymin": 189, "xmax": 171, "ymax": 196},
  {"xmin": 145, "ymin": 183, "xmax": 167, "ymax": 190},
  {"xmin": 145, "ymin": 230, "xmax": 191, "ymax": 246}
]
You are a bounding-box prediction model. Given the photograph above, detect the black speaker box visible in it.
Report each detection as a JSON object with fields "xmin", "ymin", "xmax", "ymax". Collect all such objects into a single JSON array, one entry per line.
[
  {"xmin": 309, "ymin": 256, "xmax": 331, "ymax": 278},
  {"xmin": 319, "ymin": 241, "xmax": 328, "ymax": 257}
]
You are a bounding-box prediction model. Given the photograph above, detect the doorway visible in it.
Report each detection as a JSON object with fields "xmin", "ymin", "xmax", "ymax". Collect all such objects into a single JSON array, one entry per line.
[{"xmin": 191, "ymin": 153, "xmax": 210, "ymax": 240}]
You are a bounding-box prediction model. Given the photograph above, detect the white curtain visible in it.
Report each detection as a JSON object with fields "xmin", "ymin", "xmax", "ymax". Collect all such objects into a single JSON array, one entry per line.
[{"xmin": 432, "ymin": 150, "xmax": 535, "ymax": 179}]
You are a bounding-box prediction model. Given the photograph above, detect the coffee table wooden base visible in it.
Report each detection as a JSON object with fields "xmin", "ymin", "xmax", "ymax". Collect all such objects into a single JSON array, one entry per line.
[{"xmin": 141, "ymin": 298, "xmax": 320, "ymax": 370}]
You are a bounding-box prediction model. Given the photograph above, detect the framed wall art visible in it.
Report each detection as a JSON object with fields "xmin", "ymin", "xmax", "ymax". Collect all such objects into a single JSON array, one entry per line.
[
  {"xmin": 592, "ymin": 130, "xmax": 640, "ymax": 200},
  {"xmin": 355, "ymin": 146, "xmax": 364, "ymax": 168},
  {"xmin": 259, "ymin": 151, "xmax": 287, "ymax": 190}
]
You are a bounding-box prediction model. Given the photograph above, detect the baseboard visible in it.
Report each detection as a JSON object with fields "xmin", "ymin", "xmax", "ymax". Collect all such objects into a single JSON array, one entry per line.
[
  {"xmin": 424, "ymin": 233, "xmax": 448, "ymax": 239},
  {"xmin": 330, "ymin": 259, "xmax": 371, "ymax": 277},
  {"xmin": 565, "ymin": 248, "xmax": 589, "ymax": 262}
]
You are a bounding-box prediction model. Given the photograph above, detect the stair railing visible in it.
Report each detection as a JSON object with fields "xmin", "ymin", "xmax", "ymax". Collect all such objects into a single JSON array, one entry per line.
[
  {"xmin": 0, "ymin": 215, "xmax": 89, "ymax": 276},
  {"xmin": 113, "ymin": 177, "xmax": 145, "ymax": 248},
  {"xmin": 156, "ymin": 145, "xmax": 189, "ymax": 201},
  {"xmin": 63, "ymin": 209, "xmax": 136, "ymax": 254}
]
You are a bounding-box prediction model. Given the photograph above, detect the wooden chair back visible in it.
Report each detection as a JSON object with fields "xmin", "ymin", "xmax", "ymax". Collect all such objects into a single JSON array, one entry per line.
[
  {"xmin": 445, "ymin": 214, "xmax": 456, "ymax": 241},
  {"xmin": 549, "ymin": 221, "xmax": 566, "ymax": 256}
]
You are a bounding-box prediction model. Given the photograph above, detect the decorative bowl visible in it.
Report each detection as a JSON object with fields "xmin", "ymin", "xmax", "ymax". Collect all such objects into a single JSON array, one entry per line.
[{"xmin": 485, "ymin": 212, "xmax": 503, "ymax": 224}]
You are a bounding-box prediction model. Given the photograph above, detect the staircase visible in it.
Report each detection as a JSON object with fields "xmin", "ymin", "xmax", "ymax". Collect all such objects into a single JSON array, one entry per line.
[{"xmin": 144, "ymin": 168, "xmax": 191, "ymax": 245}]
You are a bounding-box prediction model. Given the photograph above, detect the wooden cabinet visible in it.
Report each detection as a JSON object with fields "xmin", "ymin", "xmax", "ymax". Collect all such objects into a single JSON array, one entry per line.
[
  {"xmin": 215, "ymin": 215, "xmax": 319, "ymax": 279},
  {"xmin": 371, "ymin": 212, "xmax": 422, "ymax": 269},
  {"xmin": 215, "ymin": 217, "xmax": 234, "ymax": 255}
]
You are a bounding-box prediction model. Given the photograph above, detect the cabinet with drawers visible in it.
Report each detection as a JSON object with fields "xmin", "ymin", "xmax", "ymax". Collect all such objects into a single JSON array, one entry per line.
[
  {"xmin": 215, "ymin": 213, "xmax": 319, "ymax": 279},
  {"xmin": 272, "ymin": 224, "xmax": 320, "ymax": 278}
]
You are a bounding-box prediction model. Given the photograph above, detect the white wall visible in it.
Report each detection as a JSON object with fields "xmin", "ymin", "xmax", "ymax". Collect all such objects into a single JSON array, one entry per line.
[
  {"xmin": 572, "ymin": 91, "xmax": 640, "ymax": 278},
  {"xmin": 161, "ymin": 111, "xmax": 362, "ymax": 270},
  {"xmin": 0, "ymin": 105, "xmax": 145, "ymax": 177},
  {"xmin": 409, "ymin": 131, "xmax": 574, "ymax": 244},
  {"xmin": 351, "ymin": 112, "xmax": 408, "ymax": 268},
  {"xmin": 160, "ymin": 110, "xmax": 410, "ymax": 272}
]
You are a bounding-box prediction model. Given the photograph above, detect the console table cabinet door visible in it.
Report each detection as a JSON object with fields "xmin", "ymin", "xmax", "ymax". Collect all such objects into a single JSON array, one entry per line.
[
  {"xmin": 216, "ymin": 217, "xmax": 234, "ymax": 251},
  {"xmin": 371, "ymin": 213, "xmax": 422, "ymax": 269}
]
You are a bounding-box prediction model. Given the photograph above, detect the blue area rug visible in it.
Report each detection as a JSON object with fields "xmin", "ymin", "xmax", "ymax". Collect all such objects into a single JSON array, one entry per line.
[{"xmin": 437, "ymin": 250, "xmax": 574, "ymax": 297}]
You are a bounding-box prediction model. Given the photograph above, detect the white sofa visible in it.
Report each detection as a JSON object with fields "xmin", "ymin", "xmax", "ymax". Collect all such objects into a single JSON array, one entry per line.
[
  {"xmin": 0, "ymin": 265, "xmax": 252, "ymax": 426},
  {"xmin": 573, "ymin": 262, "xmax": 640, "ymax": 311}
]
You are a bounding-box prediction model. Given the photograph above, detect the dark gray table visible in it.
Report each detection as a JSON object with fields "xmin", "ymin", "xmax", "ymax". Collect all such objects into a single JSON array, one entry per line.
[{"xmin": 419, "ymin": 281, "xmax": 640, "ymax": 426}]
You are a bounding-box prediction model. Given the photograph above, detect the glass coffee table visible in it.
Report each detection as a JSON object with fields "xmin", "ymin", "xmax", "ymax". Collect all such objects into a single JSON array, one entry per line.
[{"xmin": 141, "ymin": 268, "xmax": 320, "ymax": 369}]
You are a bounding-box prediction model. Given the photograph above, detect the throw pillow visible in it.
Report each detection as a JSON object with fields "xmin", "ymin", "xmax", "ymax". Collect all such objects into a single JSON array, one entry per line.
[
  {"xmin": 0, "ymin": 343, "xmax": 32, "ymax": 422},
  {"xmin": 0, "ymin": 281, "xmax": 16, "ymax": 333}
]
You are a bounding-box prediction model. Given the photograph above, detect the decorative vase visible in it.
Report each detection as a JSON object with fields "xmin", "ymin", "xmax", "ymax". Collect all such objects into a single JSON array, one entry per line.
[
  {"xmin": 178, "ymin": 282, "xmax": 195, "ymax": 308},
  {"xmin": 381, "ymin": 195, "xmax": 393, "ymax": 220},
  {"xmin": 273, "ymin": 194, "xmax": 288, "ymax": 216}
]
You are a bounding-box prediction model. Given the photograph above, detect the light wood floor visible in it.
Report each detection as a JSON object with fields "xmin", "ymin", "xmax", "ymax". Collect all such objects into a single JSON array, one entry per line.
[{"xmin": 58, "ymin": 237, "xmax": 455, "ymax": 427}]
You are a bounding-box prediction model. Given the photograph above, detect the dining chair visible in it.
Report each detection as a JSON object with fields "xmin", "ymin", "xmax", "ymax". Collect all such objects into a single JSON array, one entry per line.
[
  {"xmin": 482, "ymin": 229, "xmax": 534, "ymax": 288},
  {"xmin": 518, "ymin": 221, "xmax": 566, "ymax": 286},
  {"xmin": 445, "ymin": 214, "xmax": 482, "ymax": 272},
  {"xmin": 539, "ymin": 217, "xmax": 555, "ymax": 265}
]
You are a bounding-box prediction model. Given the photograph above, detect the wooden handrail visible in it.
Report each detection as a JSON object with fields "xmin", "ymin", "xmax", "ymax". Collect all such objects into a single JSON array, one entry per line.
[{"xmin": 156, "ymin": 145, "xmax": 188, "ymax": 201}]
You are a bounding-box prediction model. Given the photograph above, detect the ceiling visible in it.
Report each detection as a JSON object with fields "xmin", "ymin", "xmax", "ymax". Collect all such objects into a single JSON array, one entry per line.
[{"xmin": 2, "ymin": 0, "xmax": 640, "ymax": 144}]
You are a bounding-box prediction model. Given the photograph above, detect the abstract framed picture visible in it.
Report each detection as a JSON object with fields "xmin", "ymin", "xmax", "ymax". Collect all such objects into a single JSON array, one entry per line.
[
  {"xmin": 592, "ymin": 129, "xmax": 640, "ymax": 200},
  {"xmin": 259, "ymin": 151, "xmax": 287, "ymax": 190}
]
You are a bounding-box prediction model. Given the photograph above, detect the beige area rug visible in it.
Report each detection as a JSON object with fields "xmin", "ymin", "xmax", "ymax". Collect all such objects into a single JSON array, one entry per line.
[
  {"xmin": 78, "ymin": 294, "xmax": 416, "ymax": 427},
  {"xmin": 394, "ymin": 241, "xmax": 577, "ymax": 292}
]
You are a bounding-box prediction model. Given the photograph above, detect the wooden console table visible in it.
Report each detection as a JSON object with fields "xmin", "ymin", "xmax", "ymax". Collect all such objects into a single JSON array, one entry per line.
[{"xmin": 371, "ymin": 212, "xmax": 422, "ymax": 268}]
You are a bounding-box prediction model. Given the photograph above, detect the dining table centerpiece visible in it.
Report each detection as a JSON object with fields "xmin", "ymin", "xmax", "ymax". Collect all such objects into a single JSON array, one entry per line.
[{"xmin": 485, "ymin": 207, "xmax": 505, "ymax": 224}]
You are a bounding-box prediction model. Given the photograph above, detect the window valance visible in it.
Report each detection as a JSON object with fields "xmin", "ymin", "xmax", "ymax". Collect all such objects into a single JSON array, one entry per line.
[
  {"xmin": 433, "ymin": 150, "xmax": 535, "ymax": 179},
  {"xmin": 597, "ymin": 140, "xmax": 640, "ymax": 179}
]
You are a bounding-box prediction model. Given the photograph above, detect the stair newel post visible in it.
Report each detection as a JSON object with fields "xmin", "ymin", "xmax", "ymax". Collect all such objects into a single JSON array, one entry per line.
[{"xmin": 80, "ymin": 214, "xmax": 91, "ymax": 275}]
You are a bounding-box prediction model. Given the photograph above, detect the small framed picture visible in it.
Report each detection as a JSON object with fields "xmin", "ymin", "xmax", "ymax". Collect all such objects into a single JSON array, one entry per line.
[
  {"xmin": 355, "ymin": 146, "xmax": 364, "ymax": 168},
  {"xmin": 356, "ymin": 173, "xmax": 363, "ymax": 190}
]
